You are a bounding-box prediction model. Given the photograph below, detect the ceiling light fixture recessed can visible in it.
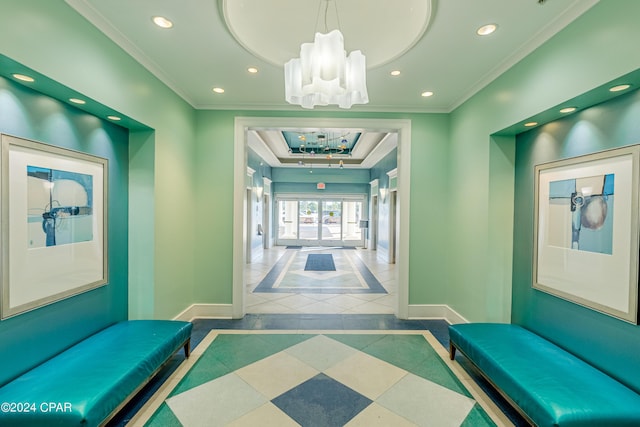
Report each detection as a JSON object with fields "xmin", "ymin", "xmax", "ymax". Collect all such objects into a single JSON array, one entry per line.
[
  {"xmin": 212, "ymin": 87, "xmax": 225, "ymax": 94},
  {"xmin": 610, "ymin": 84, "xmax": 631, "ymax": 92},
  {"xmin": 421, "ymin": 91, "xmax": 434, "ymax": 97},
  {"xmin": 152, "ymin": 16, "xmax": 173, "ymax": 29},
  {"xmin": 477, "ymin": 24, "xmax": 498, "ymax": 36},
  {"xmin": 390, "ymin": 70, "xmax": 401, "ymax": 76},
  {"xmin": 247, "ymin": 67, "xmax": 259, "ymax": 74},
  {"xmin": 107, "ymin": 115, "xmax": 121, "ymax": 121},
  {"xmin": 12, "ymin": 73, "xmax": 35, "ymax": 82},
  {"xmin": 524, "ymin": 121, "xmax": 538, "ymax": 127},
  {"xmin": 69, "ymin": 98, "xmax": 86, "ymax": 105},
  {"xmin": 560, "ymin": 107, "xmax": 577, "ymax": 114}
]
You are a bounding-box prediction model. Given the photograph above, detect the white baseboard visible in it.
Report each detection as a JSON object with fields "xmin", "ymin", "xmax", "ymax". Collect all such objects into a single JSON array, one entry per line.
[
  {"xmin": 173, "ymin": 304, "xmax": 233, "ymax": 322},
  {"xmin": 175, "ymin": 303, "xmax": 468, "ymax": 325},
  {"xmin": 408, "ymin": 304, "xmax": 469, "ymax": 325}
]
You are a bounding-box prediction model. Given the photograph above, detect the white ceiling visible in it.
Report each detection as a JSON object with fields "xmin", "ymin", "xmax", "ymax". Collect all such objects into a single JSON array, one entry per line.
[
  {"xmin": 65, "ymin": 0, "xmax": 597, "ymax": 112},
  {"xmin": 64, "ymin": 0, "xmax": 597, "ymax": 168}
]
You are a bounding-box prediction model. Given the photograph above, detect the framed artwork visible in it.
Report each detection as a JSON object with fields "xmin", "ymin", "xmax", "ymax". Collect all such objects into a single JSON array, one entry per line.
[
  {"xmin": 533, "ymin": 145, "xmax": 640, "ymax": 324},
  {"xmin": 1, "ymin": 134, "xmax": 108, "ymax": 319}
]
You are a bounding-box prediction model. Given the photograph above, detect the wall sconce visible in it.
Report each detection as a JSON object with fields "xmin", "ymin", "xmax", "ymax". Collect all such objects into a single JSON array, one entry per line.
[
  {"xmin": 256, "ymin": 186, "xmax": 264, "ymax": 202},
  {"xmin": 379, "ymin": 188, "xmax": 388, "ymax": 203}
]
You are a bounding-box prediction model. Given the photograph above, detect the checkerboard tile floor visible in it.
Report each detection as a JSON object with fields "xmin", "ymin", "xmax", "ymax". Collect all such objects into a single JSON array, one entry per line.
[{"xmin": 143, "ymin": 333, "xmax": 501, "ymax": 427}]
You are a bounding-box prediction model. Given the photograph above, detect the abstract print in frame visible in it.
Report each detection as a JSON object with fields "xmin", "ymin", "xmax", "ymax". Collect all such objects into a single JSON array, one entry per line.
[
  {"xmin": 1, "ymin": 134, "xmax": 108, "ymax": 319},
  {"xmin": 533, "ymin": 145, "xmax": 640, "ymax": 324}
]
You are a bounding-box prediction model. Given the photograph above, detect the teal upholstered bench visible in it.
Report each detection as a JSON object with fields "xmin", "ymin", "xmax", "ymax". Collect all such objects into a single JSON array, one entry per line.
[
  {"xmin": 0, "ymin": 320, "xmax": 192, "ymax": 427},
  {"xmin": 449, "ymin": 323, "xmax": 640, "ymax": 427}
]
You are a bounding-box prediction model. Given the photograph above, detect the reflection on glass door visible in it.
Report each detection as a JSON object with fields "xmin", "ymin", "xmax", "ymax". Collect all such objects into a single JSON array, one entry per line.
[
  {"xmin": 278, "ymin": 200, "xmax": 298, "ymax": 240},
  {"xmin": 321, "ymin": 200, "xmax": 341, "ymax": 241},
  {"xmin": 299, "ymin": 200, "xmax": 319, "ymax": 241},
  {"xmin": 277, "ymin": 198, "xmax": 364, "ymax": 247},
  {"xmin": 343, "ymin": 200, "xmax": 362, "ymax": 243}
]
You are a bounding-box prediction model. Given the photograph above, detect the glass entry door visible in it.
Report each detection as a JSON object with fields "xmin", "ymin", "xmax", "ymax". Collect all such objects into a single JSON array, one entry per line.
[
  {"xmin": 277, "ymin": 198, "xmax": 364, "ymax": 247},
  {"xmin": 299, "ymin": 200, "xmax": 319, "ymax": 242}
]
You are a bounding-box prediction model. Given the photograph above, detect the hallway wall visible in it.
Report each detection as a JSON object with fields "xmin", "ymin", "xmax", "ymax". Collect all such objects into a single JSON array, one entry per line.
[
  {"xmin": 513, "ymin": 88, "xmax": 640, "ymax": 394},
  {"xmin": 447, "ymin": 0, "xmax": 640, "ymax": 322},
  {"xmin": 0, "ymin": 75, "xmax": 129, "ymax": 386},
  {"xmin": 0, "ymin": 1, "xmax": 198, "ymax": 321}
]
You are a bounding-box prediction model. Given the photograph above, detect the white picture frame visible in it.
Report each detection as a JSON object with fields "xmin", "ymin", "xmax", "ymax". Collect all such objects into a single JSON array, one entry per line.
[
  {"xmin": 1, "ymin": 134, "xmax": 108, "ymax": 319},
  {"xmin": 533, "ymin": 145, "xmax": 640, "ymax": 324}
]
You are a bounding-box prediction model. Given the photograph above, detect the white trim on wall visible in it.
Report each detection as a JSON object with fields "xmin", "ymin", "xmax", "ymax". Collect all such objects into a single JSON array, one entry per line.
[
  {"xmin": 233, "ymin": 117, "xmax": 412, "ymax": 319},
  {"xmin": 408, "ymin": 304, "xmax": 470, "ymax": 325},
  {"xmin": 174, "ymin": 304, "xmax": 234, "ymax": 322},
  {"xmin": 174, "ymin": 302, "xmax": 470, "ymax": 326}
]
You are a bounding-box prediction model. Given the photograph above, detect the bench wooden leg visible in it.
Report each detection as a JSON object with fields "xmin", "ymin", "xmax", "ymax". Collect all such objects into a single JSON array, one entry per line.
[
  {"xmin": 449, "ymin": 342, "xmax": 456, "ymax": 360},
  {"xmin": 183, "ymin": 339, "xmax": 191, "ymax": 358}
]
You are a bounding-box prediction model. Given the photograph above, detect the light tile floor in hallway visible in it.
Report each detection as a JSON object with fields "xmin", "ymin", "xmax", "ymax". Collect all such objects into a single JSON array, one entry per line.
[{"xmin": 245, "ymin": 247, "xmax": 397, "ymax": 315}]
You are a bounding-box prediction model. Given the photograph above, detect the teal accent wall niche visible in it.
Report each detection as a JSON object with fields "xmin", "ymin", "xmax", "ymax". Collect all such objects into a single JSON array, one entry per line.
[
  {"xmin": 0, "ymin": 76, "xmax": 129, "ymax": 386},
  {"xmin": 513, "ymin": 88, "xmax": 640, "ymax": 394}
]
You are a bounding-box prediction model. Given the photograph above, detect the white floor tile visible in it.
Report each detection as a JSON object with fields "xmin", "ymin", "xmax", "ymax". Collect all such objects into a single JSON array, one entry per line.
[
  {"xmin": 227, "ymin": 403, "xmax": 300, "ymax": 427},
  {"xmin": 325, "ymin": 352, "xmax": 407, "ymax": 400},
  {"xmin": 166, "ymin": 373, "xmax": 267, "ymax": 427},
  {"xmin": 324, "ymin": 295, "xmax": 371, "ymax": 310},
  {"xmin": 235, "ymin": 352, "xmax": 318, "ymax": 399},
  {"xmin": 285, "ymin": 335, "xmax": 358, "ymax": 371},
  {"xmin": 376, "ymin": 373, "xmax": 476, "ymax": 427},
  {"xmin": 345, "ymin": 403, "xmax": 418, "ymax": 427}
]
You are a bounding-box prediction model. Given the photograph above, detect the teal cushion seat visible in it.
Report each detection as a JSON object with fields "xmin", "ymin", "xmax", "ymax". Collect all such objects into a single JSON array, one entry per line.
[
  {"xmin": 449, "ymin": 323, "xmax": 640, "ymax": 427},
  {"xmin": 0, "ymin": 320, "xmax": 192, "ymax": 426}
]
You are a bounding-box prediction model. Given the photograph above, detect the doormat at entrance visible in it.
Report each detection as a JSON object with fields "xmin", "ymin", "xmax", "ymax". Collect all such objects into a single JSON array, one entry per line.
[
  {"xmin": 141, "ymin": 332, "xmax": 497, "ymax": 427},
  {"xmin": 304, "ymin": 254, "xmax": 336, "ymax": 271},
  {"xmin": 253, "ymin": 249, "xmax": 386, "ymax": 294}
]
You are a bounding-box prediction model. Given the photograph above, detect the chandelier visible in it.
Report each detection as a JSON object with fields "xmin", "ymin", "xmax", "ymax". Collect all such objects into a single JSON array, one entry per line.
[
  {"xmin": 287, "ymin": 131, "xmax": 357, "ymax": 169},
  {"xmin": 284, "ymin": 0, "xmax": 369, "ymax": 109}
]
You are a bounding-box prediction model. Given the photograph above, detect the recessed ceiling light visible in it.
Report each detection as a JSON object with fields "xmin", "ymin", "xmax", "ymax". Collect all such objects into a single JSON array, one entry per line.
[
  {"xmin": 560, "ymin": 107, "xmax": 577, "ymax": 114},
  {"xmin": 421, "ymin": 91, "xmax": 434, "ymax": 97},
  {"xmin": 107, "ymin": 115, "xmax": 121, "ymax": 121},
  {"xmin": 477, "ymin": 24, "xmax": 498, "ymax": 36},
  {"xmin": 152, "ymin": 16, "xmax": 173, "ymax": 29},
  {"xmin": 524, "ymin": 122, "xmax": 538, "ymax": 127},
  {"xmin": 390, "ymin": 70, "xmax": 401, "ymax": 76},
  {"xmin": 247, "ymin": 67, "xmax": 259, "ymax": 74},
  {"xmin": 12, "ymin": 73, "xmax": 34, "ymax": 82},
  {"xmin": 610, "ymin": 84, "xmax": 631, "ymax": 92},
  {"xmin": 69, "ymin": 98, "xmax": 86, "ymax": 105},
  {"xmin": 212, "ymin": 87, "xmax": 225, "ymax": 94}
]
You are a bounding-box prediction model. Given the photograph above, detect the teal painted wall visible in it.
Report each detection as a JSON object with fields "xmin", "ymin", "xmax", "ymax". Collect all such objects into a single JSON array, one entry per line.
[
  {"xmin": 272, "ymin": 167, "xmax": 370, "ymax": 195},
  {"xmin": 0, "ymin": 76, "xmax": 129, "ymax": 386},
  {"xmin": 406, "ymin": 114, "xmax": 451, "ymax": 304},
  {"xmin": 513, "ymin": 88, "xmax": 640, "ymax": 394},
  {"xmin": 0, "ymin": 1, "xmax": 198, "ymax": 320},
  {"xmin": 447, "ymin": 1, "xmax": 640, "ymax": 322},
  {"xmin": 370, "ymin": 148, "xmax": 398, "ymax": 189}
]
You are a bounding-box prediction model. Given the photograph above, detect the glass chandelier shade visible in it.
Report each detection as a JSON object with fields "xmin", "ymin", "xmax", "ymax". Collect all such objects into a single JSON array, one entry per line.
[{"xmin": 285, "ymin": 29, "xmax": 368, "ymax": 109}]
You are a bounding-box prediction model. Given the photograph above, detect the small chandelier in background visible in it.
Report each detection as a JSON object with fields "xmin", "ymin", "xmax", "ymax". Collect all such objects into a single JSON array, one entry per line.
[{"xmin": 284, "ymin": 0, "xmax": 369, "ymax": 109}]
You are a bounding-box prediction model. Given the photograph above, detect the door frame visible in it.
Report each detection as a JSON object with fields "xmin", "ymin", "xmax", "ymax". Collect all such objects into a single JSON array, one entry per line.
[{"xmin": 233, "ymin": 117, "xmax": 412, "ymax": 319}]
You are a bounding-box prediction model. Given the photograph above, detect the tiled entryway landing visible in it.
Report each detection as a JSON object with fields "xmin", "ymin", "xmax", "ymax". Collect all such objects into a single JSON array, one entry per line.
[
  {"xmin": 245, "ymin": 247, "xmax": 397, "ymax": 314},
  {"xmin": 133, "ymin": 331, "xmax": 513, "ymax": 427}
]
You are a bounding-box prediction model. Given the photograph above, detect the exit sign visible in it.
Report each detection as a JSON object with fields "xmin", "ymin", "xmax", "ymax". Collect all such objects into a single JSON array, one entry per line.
[{"xmin": 317, "ymin": 182, "xmax": 326, "ymax": 190}]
